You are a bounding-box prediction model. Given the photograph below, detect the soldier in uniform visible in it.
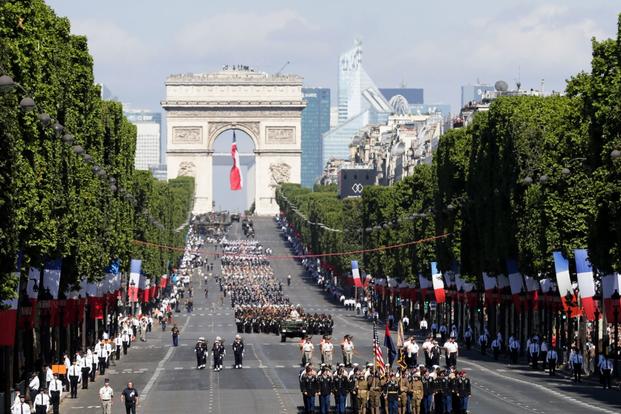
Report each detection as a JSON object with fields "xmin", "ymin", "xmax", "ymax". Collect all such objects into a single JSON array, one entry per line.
[
  {"xmin": 300, "ymin": 365, "xmax": 318, "ymax": 414},
  {"xmin": 368, "ymin": 369, "xmax": 382, "ymax": 414},
  {"xmin": 341, "ymin": 335, "xmax": 355, "ymax": 367},
  {"xmin": 384, "ymin": 372, "xmax": 400, "ymax": 414},
  {"xmin": 232, "ymin": 335, "xmax": 244, "ymax": 368},
  {"xmin": 321, "ymin": 335, "xmax": 334, "ymax": 367},
  {"xmin": 301, "ymin": 336, "xmax": 314, "ymax": 366},
  {"xmin": 398, "ymin": 369, "xmax": 410, "ymax": 414},
  {"xmin": 421, "ymin": 369, "xmax": 434, "ymax": 414},
  {"xmin": 317, "ymin": 365, "xmax": 333, "ymax": 414},
  {"xmin": 411, "ymin": 372, "xmax": 424, "ymax": 414},
  {"xmin": 195, "ymin": 337, "xmax": 208, "ymax": 369},
  {"xmin": 212, "ymin": 337, "xmax": 225, "ymax": 371},
  {"xmin": 456, "ymin": 371, "xmax": 471, "ymax": 414},
  {"xmin": 333, "ymin": 365, "xmax": 351, "ymax": 414},
  {"xmin": 355, "ymin": 370, "xmax": 369, "ymax": 414}
]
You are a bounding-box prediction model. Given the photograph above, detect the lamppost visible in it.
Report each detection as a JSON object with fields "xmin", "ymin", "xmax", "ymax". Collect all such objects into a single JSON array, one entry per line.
[{"xmin": 611, "ymin": 289, "xmax": 620, "ymax": 376}]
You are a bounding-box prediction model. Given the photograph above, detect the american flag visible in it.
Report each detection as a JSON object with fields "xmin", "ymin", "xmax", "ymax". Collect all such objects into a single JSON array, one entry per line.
[{"xmin": 373, "ymin": 322, "xmax": 386, "ymax": 374}]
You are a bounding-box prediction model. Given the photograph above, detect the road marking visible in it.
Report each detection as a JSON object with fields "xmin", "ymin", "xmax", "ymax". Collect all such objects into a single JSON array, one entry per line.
[
  {"xmin": 462, "ymin": 359, "xmax": 617, "ymax": 413},
  {"xmin": 142, "ymin": 311, "xmax": 192, "ymax": 399}
]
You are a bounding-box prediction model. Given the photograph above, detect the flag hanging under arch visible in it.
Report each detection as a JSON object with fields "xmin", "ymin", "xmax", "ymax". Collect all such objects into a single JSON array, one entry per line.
[{"xmin": 230, "ymin": 130, "xmax": 243, "ymax": 191}]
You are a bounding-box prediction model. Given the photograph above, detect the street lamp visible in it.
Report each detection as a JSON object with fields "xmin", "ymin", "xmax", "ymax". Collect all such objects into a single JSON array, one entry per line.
[
  {"xmin": 0, "ymin": 74, "xmax": 15, "ymax": 92},
  {"xmin": 19, "ymin": 97, "xmax": 36, "ymax": 112}
]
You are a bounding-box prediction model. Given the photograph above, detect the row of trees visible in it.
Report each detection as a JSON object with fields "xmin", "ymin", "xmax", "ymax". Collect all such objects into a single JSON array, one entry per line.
[
  {"xmin": 0, "ymin": 0, "xmax": 194, "ymax": 302},
  {"xmin": 278, "ymin": 14, "xmax": 621, "ymax": 284}
]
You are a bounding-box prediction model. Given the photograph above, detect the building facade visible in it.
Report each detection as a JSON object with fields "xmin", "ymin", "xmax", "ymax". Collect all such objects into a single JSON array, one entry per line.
[
  {"xmin": 124, "ymin": 110, "xmax": 162, "ymax": 171},
  {"xmin": 301, "ymin": 88, "xmax": 331, "ymax": 188}
]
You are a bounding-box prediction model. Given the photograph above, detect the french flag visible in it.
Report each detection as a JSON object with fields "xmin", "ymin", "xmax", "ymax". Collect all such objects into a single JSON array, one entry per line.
[
  {"xmin": 351, "ymin": 260, "xmax": 363, "ymax": 288},
  {"xmin": 431, "ymin": 262, "xmax": 446, "ymax": 304},
  {"xmin": 552, "ymin": 251, "xmax": 581, "ymax": 318},
  {"xmin": 128, "ymin": 259, "xmax": 142, "ymax": 302},
  {"xmin": 230, "ymin": 130, "xmax": 243, "ymax": 191},
  {"xmin": 507, "ymin": 259, "xmax": 526, "ymax": 310},
  {"xmin": 574, "ymin": 249, "xmax": 598, "ymax": 321}
]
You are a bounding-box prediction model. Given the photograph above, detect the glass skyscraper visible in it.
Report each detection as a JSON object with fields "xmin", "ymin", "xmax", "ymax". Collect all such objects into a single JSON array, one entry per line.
[{"xmin": 301, "ymin": 88, "xmax": 331, "ymax": 188}]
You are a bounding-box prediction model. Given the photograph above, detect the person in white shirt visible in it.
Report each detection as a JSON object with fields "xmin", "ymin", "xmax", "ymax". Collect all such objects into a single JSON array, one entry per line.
[
  {"xmin": 599, "ymin": 355, "xmax": 614, "ymax": 389},
  {"xmin": 12, "ymin": 395, "xmax": 31, "ymax": 414},
  {"xmin": 404, "ymin": 337, "xmax": 419, "ymax": 368},
  {"xmin": 99, "ymin": 378, "xmax": 114, "ymax": 414},
  {"xmin": 509, "ymin": 336, "xmax": 520, "ymax": 365},
  {"xmin": 419, "ymin": 318, "xmax": 428, "ymax": 331},
  {"xmin": 114, "ymin": 335, "xmax": 123, "ymax": 360},
  {"xmin": 48, "ymin": 373, "xmax": 63, "ymax": 414},
  {"xmin": 422, "ymin": 336, "xmax": 433, "ymax": 367},
  {"xmin": 444, "ymin": 338, "xmax": 459, "ymax": 367},
  {"xmin": 121, "ymin": 330, "xmax": 131, "ymax": 355},
  {"xmin": 402, "ymin": 316, "xmax": 410, "ymax": 332},
  {"xmin": 341, "ymin": 335, "xmax": 355, "ymax": 367},
  {"xmin": 546, "ymin": 347, "xmax": 558, "ymax": 376},
  {"xmin": 28, "ymin": 373, "xmax": 40, "ymax": 401},
  {"xmin": 67, "ymin": 360, "xmax": 80, "ymax": 398},
  {"xmin": 82, "ymin": 351, "xmax": 93, "ymax": 388},
  {"xmin": 569, "ymin": 347, "xmax": 583, "ymax": 383},
  {"xmin": 301, "ymin": 337, "xmax": 314, "ymax": 366},
  {"xmin": 33, "ymin": 388, "xmax": 49, "ymax": 414},
  {"xmin": 540, "ymin": 339, "xmax": 549, "ymax": 369}
]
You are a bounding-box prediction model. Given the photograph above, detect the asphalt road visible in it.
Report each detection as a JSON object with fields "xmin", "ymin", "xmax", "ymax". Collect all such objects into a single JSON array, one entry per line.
[{"xmin": 59, "ymin": 217, "xmax": 621, "ymax": 413}]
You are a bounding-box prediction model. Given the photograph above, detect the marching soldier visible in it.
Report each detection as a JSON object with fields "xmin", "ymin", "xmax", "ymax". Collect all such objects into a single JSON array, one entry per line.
[
  {"xmin": 300, "ymin": 365, "xmax": 317, "ymax": 414},
  {"xmin": 67, "ymin": 359, "xmax": 80, "ymax": 398},
  {"xmin": 421, "ymin": 369, "xmax": 434, "ymax": 414},
  {"xmin": 410, "ymin": 372, "xmax": 424, "ymax": 414},
  {"xmin": 195, "ymin": 337, "xmax": 208, "ymax": 369},
  {"xmin": 321, "ymin": 335, "xmax": 334, "ymax": 367},
  {"xmin": 341, "ymin": 335, "xmax": 355, "ymax": 367},
  {"xmin": 121, "ymin": 330, "xmax": 131, "ymax": 355},
  {"xmin": 232, "ymin": 335, "xmax": 244, "ymax": 368},
  {"xmin": 355, "ymin": 370, "xmax": 369, "ymax": 414},
  {"xmin": 317, "ymin": 365, "xmax": 333, "ymax": 414},
  {"xmin": 333, "ymin": 365, "xmax": 351, "ymax": 414},
  {"xmin": 80, "ymin": 353, "xmax": 91, "ymax": 389},
  {"xmin": 212, "ymin": 336, "xmax": 226, "ymax": 371},
  {"xmin": 456, "ymin": 370, "xmax": 471, "ymax": 414},
  {"xmin": 114, "ymin": 334, "xmax": 122, "ymax": 360},
  {"xmin": 384, "ymin": 372, "xmax": 400, "ymax": 414},
  {"xmin": 398, "ymin": 369, "xmax": 410, "ymax": 414}
]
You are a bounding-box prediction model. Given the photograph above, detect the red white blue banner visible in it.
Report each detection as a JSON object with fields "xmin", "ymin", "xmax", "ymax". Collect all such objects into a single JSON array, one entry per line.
[{"xmin": 230, "ymin": 131, "xmax": 242, "ymax": 191}]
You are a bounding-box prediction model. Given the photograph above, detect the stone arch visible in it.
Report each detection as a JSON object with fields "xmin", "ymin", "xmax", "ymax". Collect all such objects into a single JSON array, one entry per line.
[{"xmin": 207, "ymin": 122, "xmax": 260, "ymax": 152}]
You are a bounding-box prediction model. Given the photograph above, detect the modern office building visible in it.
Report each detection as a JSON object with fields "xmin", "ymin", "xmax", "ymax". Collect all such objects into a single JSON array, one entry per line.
[
  {"xmin": 380, "ymin": 88, "xmax": 424, "ymax": 105},
  {"xmin": 125, "ymin": 109, "xmax": 162, "ymax": 171},
  {"xmin": 301, "ymin": 88, "xmax": 331, "ymax": 188},
  {"xmin": 324, "ymin": 40, "xmax": 392, "ymax": 167},
  {"xmin": 461, "ymin": 83, "xmax": 496, "ymax": 108}
]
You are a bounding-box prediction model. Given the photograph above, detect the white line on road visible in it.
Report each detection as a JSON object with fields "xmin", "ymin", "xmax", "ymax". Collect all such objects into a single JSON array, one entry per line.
[
  {"xmin": 142, "ymin": 312, "xmax": 192, "ymax": 399},
  {"xmin": 461, "ymin": 359, "xmax": 617, "ymax": 413}
]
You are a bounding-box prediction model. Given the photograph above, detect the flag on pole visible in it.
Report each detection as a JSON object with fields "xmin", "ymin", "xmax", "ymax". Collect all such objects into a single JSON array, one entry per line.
[
  {"xmin": 351, "ymin": 260, "xmax": 363, "ymax": 288},
  {"xmin": 574, "ymin": 249, "xmax": 598, "ymax": 321},
  {"xmin": 230, "ymin": 130, "xmax": 243, "ymax": 191},
  {"xmin": 552, "ymin": 251, "xmax": 581, "ymax": 318},
  {"xmin": 431, "ymin": 262, "xmax": 446, "ymax": 304},
  {"xmin": 396, "ymin": 320, "xmax": 407, "ymax": 369},
  {"xmin": 372, "ymin": 322, "xmax": 386, "ymax": 374},
  {"xmin": 602, "ymin": 273, "xmax": 621, "ymax": 321},
  {"xmin": 384, "ymin": 322, "xmax": 397, "ymax": 366},
  {"xmin": 507, "ymin": 259, "xmax": 526, "ymax": 310},
  {"xmin": 128, "ymin": 259, "xmax": 142, "ymax": 302}
]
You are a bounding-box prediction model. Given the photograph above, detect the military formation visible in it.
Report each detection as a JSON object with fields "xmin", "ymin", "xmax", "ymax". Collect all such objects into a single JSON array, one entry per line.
[{"xmin": 300, "ymin": 363, "xmax": 471, "ymax": 414}]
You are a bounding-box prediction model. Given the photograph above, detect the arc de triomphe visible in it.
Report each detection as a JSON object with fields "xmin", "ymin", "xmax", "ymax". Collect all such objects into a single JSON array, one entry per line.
[{"xmin": 161, "ymin": 68, "xmax": 305, "ymax": 215}]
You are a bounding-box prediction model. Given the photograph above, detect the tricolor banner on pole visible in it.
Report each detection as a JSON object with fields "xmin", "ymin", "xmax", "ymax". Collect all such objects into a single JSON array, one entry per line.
[
  {"xmin": 42, "ymin": 259, "xmax": 62, "ymax": 299},
  {"xmin": 574, "ymin": 249, "xmax": 597, "ymax": 321},
  {"xmin": 482, "ymin": 272, "xmax": 498, "ymax": 305},
  {"xmin": 431, "ymin": 262, "xmax": 446, "ymax": 304},
  {"xmin": 552, "ymin": 251, "xmax": 581, "ymax": 318},
  {"xmin": 128, "ymin": 259, "xmax": 142, "ymax": 302},
  {"xmin": 351, "ymin": 260, "xmax": 363, "ymax": 288},
  {"xmin": 602, "ymin": 273, "xmax": 621, "ymax": 321},
  {"xmin": 507, "ymin": 259, "xmax": 526, "ymax": 310},
  {"xmin": 230, "ymin": 130, "xmax": 243, "ymax": 191}
]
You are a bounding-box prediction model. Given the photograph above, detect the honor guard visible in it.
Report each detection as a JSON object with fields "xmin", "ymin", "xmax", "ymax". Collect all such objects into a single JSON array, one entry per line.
[
  {"xmin": 301, "ymin": 336, "xmax": 314, "ymax": 366},
  {"xmin": 341, "ymin": 335, "xmax": 354, "ymax": 367},
  {"xmin": 320, "ymin": 335, "xmax": 334, "ymax": 367},
  {"xmin": 212, "ymin": 337, "xmax": 225, "ymax": 371},
  {"xmin": 355, "ymin": 370, "xmax": 370, "ymax": 414},
  {"xmin": 317, "ymin": 365, "xmax": 333, "ymax": 414},
  {"xmin": 300, "ymin": 365, "xmax": 317, "ymax": 414},
  {"xmin": 195, "ymin": 337, "xmax": 208, "ymax": 369},
  {"xmin": 384, "ymin": 372, "xmax": 400, "ymax": 414},
  {"xmin": 232, "ymin": 335, "xmax": 244, "ymax": 368},
  {"xmin": 80, "ymin": 353, "xmax": 92, "ymax": 389},
  {"xmin": 410, "ymin": 372, "xmax": 424, "ymax": 414},
  {"xmin": 33, "ymin": 388, "xmax": 49, "ymax": 414}
]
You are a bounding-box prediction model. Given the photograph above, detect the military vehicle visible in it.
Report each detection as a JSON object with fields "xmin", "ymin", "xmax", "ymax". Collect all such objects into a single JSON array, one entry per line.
[{"xmin": 280, "ymin": 319, "xmax": 307, "ymax": 342}]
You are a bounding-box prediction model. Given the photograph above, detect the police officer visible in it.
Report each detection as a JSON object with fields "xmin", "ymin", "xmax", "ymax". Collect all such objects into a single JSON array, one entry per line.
[
  {"xmin": 232, "ymin": 335, "xmax": 244, "ymax": 368},
  {"xmin": 33, "ymin": 388, "xmax": 49, "ymax": 414},
  {"xmin": 569, "ymin": 347, "xmax": 583, "ymax": 383},
  {"xmin": 546, "ymin": 347, "xmax": 558, "ymax": 376},
  {"xmin": 68, "ymin": 359, "xmax": 80, "ymax": 398},
  {"xmin": 48, "ymin": 373, "xmax": 63, "ymax": 414}
]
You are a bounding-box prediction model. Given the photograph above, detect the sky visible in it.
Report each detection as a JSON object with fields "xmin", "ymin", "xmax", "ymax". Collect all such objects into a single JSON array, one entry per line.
[{"xmin": 46, "ymin": 0, "xmax": 619, "ymax": 112}]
